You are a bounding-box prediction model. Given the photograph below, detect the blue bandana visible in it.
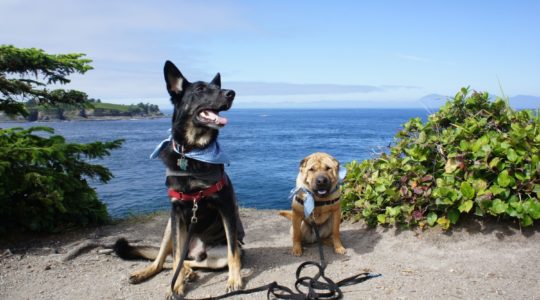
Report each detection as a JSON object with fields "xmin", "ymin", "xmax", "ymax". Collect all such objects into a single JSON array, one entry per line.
[
  {"xmin": 289, "ymin": 166, "xmax": 347, "ymax": 218},
  {"xmin": 149, "ymin": 133, "xmax": 230, "ymax": 165}
]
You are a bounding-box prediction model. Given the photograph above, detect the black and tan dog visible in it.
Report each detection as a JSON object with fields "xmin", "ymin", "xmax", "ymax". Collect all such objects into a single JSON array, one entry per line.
[
  {"xmin": 114, "ymin": 61, "xmax": 244, "ymax": 297},
  {"xmin": 279, "ymin": 152, "xmax": 346, "ymax": 256}
]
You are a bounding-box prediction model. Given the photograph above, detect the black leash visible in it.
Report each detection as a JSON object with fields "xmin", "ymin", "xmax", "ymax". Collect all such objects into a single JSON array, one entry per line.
[{"xmin": 171, "ymin": 219, "xmax": 381, "ymax": 300}]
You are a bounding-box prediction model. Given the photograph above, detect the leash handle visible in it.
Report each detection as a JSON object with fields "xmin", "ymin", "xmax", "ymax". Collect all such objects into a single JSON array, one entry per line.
[{"xmin": 171, "ymin": 219, "xmax": 380, "ymax": 300}]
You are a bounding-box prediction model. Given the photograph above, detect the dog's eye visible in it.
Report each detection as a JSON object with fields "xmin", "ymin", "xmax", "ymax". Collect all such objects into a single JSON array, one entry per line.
[
  {"xmin": 196, "ymin": 85, "xmax": 205, "ymax": 92},
  {"xmin": 325, "ymin": 166, "xmax": 331, "ymax": 171},
  {"xmin": 308, "ymin": 167, "xmax": 314, "ymax": 172}
]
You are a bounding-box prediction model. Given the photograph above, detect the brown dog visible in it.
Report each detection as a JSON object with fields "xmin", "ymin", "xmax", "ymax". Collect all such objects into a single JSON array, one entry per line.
[{"xmin": 279, "ymin": 152, "xmax": 346, "ymax": 256}]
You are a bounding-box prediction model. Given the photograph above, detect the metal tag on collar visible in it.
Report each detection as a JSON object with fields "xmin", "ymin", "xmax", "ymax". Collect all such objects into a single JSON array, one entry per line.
[{"xmin": 177, "ymin": 145, "xmax": 188, "ymax": 171}]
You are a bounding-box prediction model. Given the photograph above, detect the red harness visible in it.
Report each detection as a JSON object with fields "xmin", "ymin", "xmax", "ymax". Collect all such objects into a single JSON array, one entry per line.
[{"xmin": 167, "ymin": 175, "xmax": 228, "ymax": 202}]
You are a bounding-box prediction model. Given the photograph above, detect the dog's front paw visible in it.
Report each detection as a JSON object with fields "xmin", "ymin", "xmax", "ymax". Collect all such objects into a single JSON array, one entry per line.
[
  {"xmin": 182, "ymin": 263, "xmax": 198, "ymax": 282},
  {"xmin": 166, "ymin": 284, "xmax": 185, "ymax": 300},
  {"xmin": 292, "ymin": 245, "xmax": 303, "ymax": 256},
  {"xmin": 129, "ymin": 271, "xmax": 149, "ymax": 284},
  {"xmin": 334, "ymin": 246, "xmax": 347, "ymax": 254},
  {"xmin": 226, "ymin": 276, "xmax": 243, "ymax": 292},
  {"xmin": 185, "ymin": 270, "xmax": 198, "ymax": 282}
]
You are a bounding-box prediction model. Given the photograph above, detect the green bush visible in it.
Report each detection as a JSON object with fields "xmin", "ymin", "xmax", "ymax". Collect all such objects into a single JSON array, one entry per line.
[
  {"xmin": 342, "ymin": 88, "xmax": 540, "ymax": 229},
  {"xmin": 0, "ymin": 127, "xmax": 122, "ymax": 234},
  {"xmin": 0, "ymin": 45, "xmax": 123, "ymax": 234}
]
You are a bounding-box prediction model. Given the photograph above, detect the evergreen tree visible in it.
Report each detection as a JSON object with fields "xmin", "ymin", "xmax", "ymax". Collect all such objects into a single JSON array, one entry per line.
[{"xmin": 0, "ymin": 45, "xmax": 123, "ymax": 234}]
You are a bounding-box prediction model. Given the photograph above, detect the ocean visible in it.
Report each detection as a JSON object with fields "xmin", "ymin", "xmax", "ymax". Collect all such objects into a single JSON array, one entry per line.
[{"xmin": 1, "ymin": 109, "xmax": 428, "ymax": 217}]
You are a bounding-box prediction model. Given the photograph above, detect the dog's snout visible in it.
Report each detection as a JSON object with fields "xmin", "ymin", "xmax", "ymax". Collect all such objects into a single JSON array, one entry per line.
[
  {"xmin": 316, "ymin": 176, "xmax": 329, "ymax": 186},
  {"xmin": 224, "ymin": 90, "xmax": 235, "ymax": 101}
]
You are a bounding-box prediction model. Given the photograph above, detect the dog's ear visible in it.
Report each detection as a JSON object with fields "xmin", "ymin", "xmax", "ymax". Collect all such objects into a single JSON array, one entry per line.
[
  {"xmin": 210, "ymin": 73, "xmax": 221, "ymax": 88},
  {"xmin": 331, "ymin": 156, "xmax": 340, "ymax": 168},
  {"xmin": 164, "ymin": 61, "xmax": 189, "ymax": 97},
  {"xmin": 299, "ymin": 157, "xmax": 307, "ymax": 169}
]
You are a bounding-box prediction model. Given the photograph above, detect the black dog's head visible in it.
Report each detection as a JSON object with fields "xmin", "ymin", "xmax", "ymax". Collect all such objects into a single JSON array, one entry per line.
[{"xmin": 164, "ymin": 61, "xmax": 235, "ymax": 148}]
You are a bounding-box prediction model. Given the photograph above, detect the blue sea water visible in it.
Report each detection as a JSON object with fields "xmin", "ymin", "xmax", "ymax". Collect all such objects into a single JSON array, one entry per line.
[{"xmin": 1, "ymin": 109, "xmax": 427, "ymax": 217}]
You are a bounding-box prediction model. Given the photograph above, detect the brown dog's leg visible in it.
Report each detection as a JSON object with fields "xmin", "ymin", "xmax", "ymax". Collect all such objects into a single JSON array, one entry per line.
[
  {"xmin": 291, "ymin": 210, "xmax": 304, "ymax": 256},
  {"xmin": 129, "ymin": 218, "xmax": 173, "ymax": 284},
  {"xmin": 331, "ymin": 208, "xmax": 346, "ymax": 254}
]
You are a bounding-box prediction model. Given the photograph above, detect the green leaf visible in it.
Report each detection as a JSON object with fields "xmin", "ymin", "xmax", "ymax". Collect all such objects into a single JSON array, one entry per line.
[
  {"xmin": 448, "ymin": 208, "xmax": 460, "ymax": 224},
  {"xmin": 444, "ymin": 158, "xmax": 459, "ymax": 173},
  {"xmin": 473, "ymin": 179, "xmax": 488, "ymax": 193},
  {"xmin": 459, "ymin": 140, "xmax": 470, "ymax": 151},
  {"xmin": 497, "ymin": 170, "xmax": 514, "ymax": 188},
  {"xmin": 521, "ymin": 215, "xmax": 533, "ymax": 227},
  {"xmin": 491, "ymin": 199, "xmax": 508, "ymax": 215},
  {"xmin": 375, "ymin": 184, "xmax": 386, "ymax": 193},
  {"xmin": 506, "ymin": 149, "xmax": 518, "ymax": 162},
  {"xmin": 528, "ymin": 201, "xmax": 540, "ymax": 219},
  {"xmin": 437, "ymin": 217, "xmax": 450, "ymax": 229},
  {"xmin": 475, "ymin": 206, "xmax": 485, "ymax": 216},
  {"xmin": 377, "ymin": 214, "xmax": 386, "ymax": 224},
  {"xmin": 489, "ymin": 157, "xmax": 500, "ymax": 169},
  {"xmin": 533, "ymin": 184, "xmax": 540, "ymax": 197},
  {"xmin": 386, "ymin": 206, "xmax": 401, "ymax": 217},
  {"xmin": 459, "ymin": 200, "xmax": 474, "ymax": 213},
  {"xmin": 427, "ymin": 212, "xmax": 437, "ymax": 226},
  {"xmin": 489, "ymin": 184, "xmax": 506, "ymax": 195},
  {"xmin": 460, "ymin": 182, "xmax": 475, "ymax": 199}
]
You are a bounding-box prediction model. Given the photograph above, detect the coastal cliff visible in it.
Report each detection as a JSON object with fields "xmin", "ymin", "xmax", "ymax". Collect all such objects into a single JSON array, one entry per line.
[{"xmin": 0, "ymin": 102, "xmax": 165, "ymax": 122}]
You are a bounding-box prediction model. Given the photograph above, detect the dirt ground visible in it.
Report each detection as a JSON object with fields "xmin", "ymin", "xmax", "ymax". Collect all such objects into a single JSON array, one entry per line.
[{"xmin": 1, "ymin": 208, "xmax": 539, "ymax": 300}]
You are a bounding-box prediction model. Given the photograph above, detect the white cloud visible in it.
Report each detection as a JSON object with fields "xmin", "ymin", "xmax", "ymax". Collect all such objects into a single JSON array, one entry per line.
[
  {"xmin": 226, "ymin": 81, "xmax": 417, "ymax": 96},
  {"xmin": 0, "ymin": 0, "xmax": 255, "ymax": 102}
]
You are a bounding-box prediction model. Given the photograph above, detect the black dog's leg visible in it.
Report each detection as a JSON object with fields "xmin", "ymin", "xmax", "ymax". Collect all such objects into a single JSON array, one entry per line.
[
  {"xmin": 218, "ymin": 201, "xmax": 243, "ymax": 292},
  {"xmin": 127, "ymin": 218, "xmax": 172, "ymax": 284},
  {"xmin": 170, "ymin": 209, "xmax": 189, "ymax": 297}
]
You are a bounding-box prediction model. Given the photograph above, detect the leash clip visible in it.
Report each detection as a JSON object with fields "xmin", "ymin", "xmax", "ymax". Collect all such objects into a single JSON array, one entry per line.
[{"xmin": 191, "ymin": 201, "xmax": 199, "ymax": 223}]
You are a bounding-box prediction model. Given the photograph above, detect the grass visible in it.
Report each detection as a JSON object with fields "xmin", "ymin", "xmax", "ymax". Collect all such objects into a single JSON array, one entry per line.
[{"xmin": 92, "ymin": 102, "xmax": 131, "ymax": 112}]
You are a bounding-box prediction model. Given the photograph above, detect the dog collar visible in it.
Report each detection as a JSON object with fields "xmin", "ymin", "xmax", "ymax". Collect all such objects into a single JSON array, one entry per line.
[
  {"xmin": 295, "ymin": 196, "xmax": 340, "ymax": 207},
  {"xmin": 288, "ymin": 186, "xmax": 341, "ymax": 218},
  {"xmin": 168, "ymin": 175, "xmax": 228, "ymax": 202}
]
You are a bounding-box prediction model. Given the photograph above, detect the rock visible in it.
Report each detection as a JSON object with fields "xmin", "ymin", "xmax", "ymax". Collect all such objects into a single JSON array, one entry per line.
[
  {"xmin": 1, "ymin": 249, "xmax": 12, "ymax": 257},
  {"xmin": 97, "ymin": 249, "xmax": 114, "ymax": 255}
]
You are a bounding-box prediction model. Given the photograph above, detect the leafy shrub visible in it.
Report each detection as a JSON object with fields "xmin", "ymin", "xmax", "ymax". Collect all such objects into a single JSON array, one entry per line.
[
  {"xmin": 0, "ymin": 45, "xmax": 123, "ymax": 234},
  {"xmin": 0, "ymin": 127, "xmax": 123, "ymax": 234},
  {"xmin": 342, "ymin": 88, "xmax": 540, "ymax": 229}
]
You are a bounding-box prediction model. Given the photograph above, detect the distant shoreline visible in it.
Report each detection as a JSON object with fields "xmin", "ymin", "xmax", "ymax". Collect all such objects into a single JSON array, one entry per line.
[{"xmin": 0, "ymin": 115, "xmax": 168, "ymax": 123}]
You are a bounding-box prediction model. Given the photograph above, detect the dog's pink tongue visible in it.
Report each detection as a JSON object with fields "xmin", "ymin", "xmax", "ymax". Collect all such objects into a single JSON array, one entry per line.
[{"xmin": 202, "ymin": 110, "xmax": 228, "ymax": 125}]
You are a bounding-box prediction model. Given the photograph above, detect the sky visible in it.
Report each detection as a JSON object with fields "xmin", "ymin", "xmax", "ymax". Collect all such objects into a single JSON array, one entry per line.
[{"xmin": 1, "ymin": 0, "xmax": 539, "ymax": 109}]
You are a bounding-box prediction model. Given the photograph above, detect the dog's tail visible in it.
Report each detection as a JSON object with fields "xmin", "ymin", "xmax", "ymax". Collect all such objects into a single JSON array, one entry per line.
[
  {"xmin": 114, "ymin": 238, "xmax": 160, "ymax": 260},
  {"xmin": 278, "ymin": 210, "xmax": 293, "ymax": 221}
]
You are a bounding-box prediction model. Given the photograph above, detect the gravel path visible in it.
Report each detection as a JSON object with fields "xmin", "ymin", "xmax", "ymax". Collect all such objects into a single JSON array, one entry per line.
[{"xmin": 1, "ymin": 209, "xmax": 539, "ymax": 299}]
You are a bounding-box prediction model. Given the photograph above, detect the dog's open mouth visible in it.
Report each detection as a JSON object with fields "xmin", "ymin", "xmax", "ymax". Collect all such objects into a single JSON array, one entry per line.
[
  {"xmin": 197, "ymin": 109, "xmax": 228, "ymax": 127},
  {"xmin": 316, "ymin": 189, "xmax": 328, "ymax": 197}
]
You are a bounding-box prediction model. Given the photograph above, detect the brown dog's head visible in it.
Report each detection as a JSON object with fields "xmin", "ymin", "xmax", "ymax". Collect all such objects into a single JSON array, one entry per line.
[{"xmin": 297, "ymin": 152, "xmax": 340, "ymax": 198}]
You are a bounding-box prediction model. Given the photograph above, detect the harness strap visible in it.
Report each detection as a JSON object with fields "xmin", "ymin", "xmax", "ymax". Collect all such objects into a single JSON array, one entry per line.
[
  {"xmin": 295, "ymin": 197, "xmax": 340, "ymax": 207},
  {"xmin": 168, "ymin": 175, "xmax": 228, "ymax": 202}
]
